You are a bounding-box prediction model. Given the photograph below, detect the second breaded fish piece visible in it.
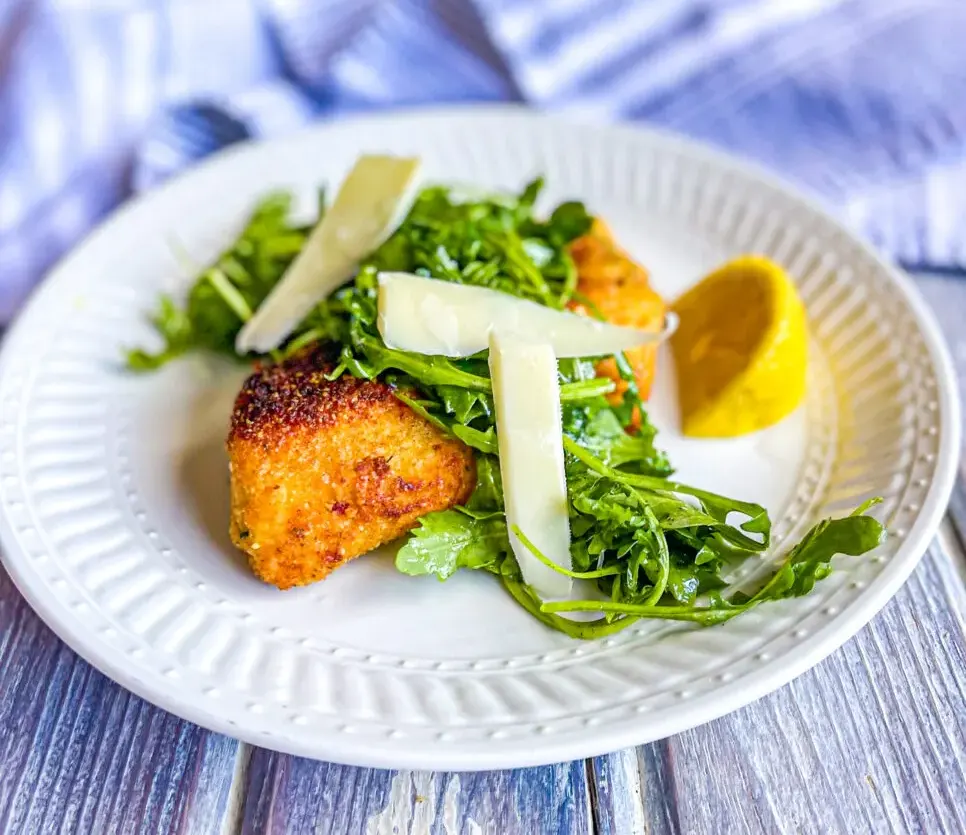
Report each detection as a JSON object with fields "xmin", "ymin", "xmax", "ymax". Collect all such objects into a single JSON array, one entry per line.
[
  {"xmin": 568, "ymin": 219, "xmax": 665, "ymax": 402},
  {"xmin": 227, "ymin": 346, "xmax": 476, "ymax": 589}
]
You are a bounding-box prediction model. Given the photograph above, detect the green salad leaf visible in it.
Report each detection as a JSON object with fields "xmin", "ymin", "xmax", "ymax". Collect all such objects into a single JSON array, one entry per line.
[
  {"xmin": 125, "ymin": 295, "xmax": 195, "ymax": 370},
  {"xmin": 395, "ymin": 510, "xmax": 509, "ymax": 580},
  {"xmin": 127, "ymin": 192, "xmax": 313, "ymax": 369},
  {"xmin": 128, "ymin": 175, "xmax": 887, "ymax": 639}
]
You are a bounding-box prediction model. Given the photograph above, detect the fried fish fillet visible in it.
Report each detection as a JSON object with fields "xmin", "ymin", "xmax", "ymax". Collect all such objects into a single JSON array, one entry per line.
[
  {"xmin": 227, "ymin": 347, "xmax": 476, "ymax": 589},
  {"xmin": 568, "ymin": 219, "xmax": 666, "ymax": 402}
]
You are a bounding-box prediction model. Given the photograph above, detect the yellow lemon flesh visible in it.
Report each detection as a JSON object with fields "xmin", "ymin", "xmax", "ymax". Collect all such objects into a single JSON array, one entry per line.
[{"xmin": 670, "ymin": 255, "xmax": 807, "ymax": 438}]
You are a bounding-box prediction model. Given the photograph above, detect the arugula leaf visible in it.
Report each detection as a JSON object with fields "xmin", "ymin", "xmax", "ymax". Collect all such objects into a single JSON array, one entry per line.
[
  {"xmin": 563, "ymin": 437, "xmax": 767, "ymax": 546},
  {"xmin": 545, "ymin": 201, "xmax": 593, "ymax": 244},
  {"xmin": 366, "ymin": 232, "xmax": 412, "ymax": 272},
  {"xmin": 348, "ymin": 326, "xmax": 492, "ymax": 390},
  {"xmin": 396, "ymin": 510, "xmax": 509, "ymax": 580},
  {"xmin": 740, "ymin": 511, "xmax": 886, "ymax": 603},
  {"xmin": 536, "ymin": 442, "xmax": 886, "ymax": 631},
  {"xmin": 465, "ymin": 454, "xmax": 504, "ymax": 514},
  {"xmin": 437, "ymin": 386, "xmax": 492, "ymax": 424},
  {"xmin": 126, "ymin": 295, "xmax": 194, "ymax": 371},
  {"xmin": 126, "ymin": 192, "xmax": 308, "ymax": 368},
  {"xmin": 569, "ymin": 409, "xmax": 670, "ymax": 472},
  {"xmin": 355, "ymin": 181, "xmax": 593, "ymax": 309},
  {"xmin": 540, "ymin": 504, "xmax": 885, "ymax": 628},
  {"xmin": 558, "ymin": 378, "xmax": 617, "ymax": 402},
  {"xmin": 516, "ymin": 176, "xmax": 544, "ymax": 214},
  {"xmin": 452, "ymin": 424, "xmax": 498, "ymax": 455}
]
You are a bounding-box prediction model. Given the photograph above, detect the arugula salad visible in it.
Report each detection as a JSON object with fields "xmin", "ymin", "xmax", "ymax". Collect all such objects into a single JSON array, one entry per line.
[{"xmin": 129, "ymin": 176, "xmax": 885, "ymax": 639}]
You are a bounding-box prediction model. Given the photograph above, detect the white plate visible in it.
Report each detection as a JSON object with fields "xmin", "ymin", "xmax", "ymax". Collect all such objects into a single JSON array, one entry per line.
[{"xmin": 0, "ymin": 106, "xmax": 958, "ymax": 770}]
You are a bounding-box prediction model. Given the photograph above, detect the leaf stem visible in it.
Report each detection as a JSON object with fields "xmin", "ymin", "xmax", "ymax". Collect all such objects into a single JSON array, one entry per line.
[
  {"xmin": 640, "ymin": 505, "xmax": 670, "ymax": 606},
  {"xmin": 501, "ymin": 573, "xmax": 637, "ymax": 639},
  {"xmin": 559, "ymin": 378, "xmax": 616, "ymax": 401},
  {"xmin": 206, "ymin": 267, "xmax": 253, "ymax": 322},
  {"xmin": 282, "ymin": 327, "xmax": 326, "ymax": 358},
  {"xmin": 511, "ymin": 525, "xmax": 621, "ymax": 579},
  {"xmin": 540, "ymin": 598, "xmax": 739, "ymax": 625}
]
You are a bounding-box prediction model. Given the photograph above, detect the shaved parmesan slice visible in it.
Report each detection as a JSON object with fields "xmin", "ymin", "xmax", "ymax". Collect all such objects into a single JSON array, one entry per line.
[
  {"xmin": 236, "ymin": 155, "xmax": 422, "ymax": 354},
  {"xmin": 378, "ymin": 272, "xmax": 672, "ymax": 358},
  {"xmin": 488, "ymin": 330, "xmax": 572, "ymax": 599}
]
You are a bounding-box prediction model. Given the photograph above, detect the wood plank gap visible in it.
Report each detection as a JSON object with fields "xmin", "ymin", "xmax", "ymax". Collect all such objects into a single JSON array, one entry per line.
[
  {"xmin": 584, "ymin": 758, "xmax": 600, "ymax": 835},
  {"xmin": 220, "ymin": 742, "xmax": 254, "ymax": 835}
]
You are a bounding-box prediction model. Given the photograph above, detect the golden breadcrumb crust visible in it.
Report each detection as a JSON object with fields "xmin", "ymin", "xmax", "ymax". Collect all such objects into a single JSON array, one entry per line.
[{"xmin": 227, "ymin": 347, "xmax": 476, "ymax": 589}]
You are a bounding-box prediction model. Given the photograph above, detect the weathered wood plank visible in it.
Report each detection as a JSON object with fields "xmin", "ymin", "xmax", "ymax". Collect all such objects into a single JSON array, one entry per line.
[
  {"xmin": 0, "ymin": 565, "xmax": 240, "ymax": 834},
  {"xmin": 240, "ymin": 751, "xmax": 592, "ymax": 834},
  {"xmin": 591, "ymin": 526, "xmax": 966, "ymax": 835}
]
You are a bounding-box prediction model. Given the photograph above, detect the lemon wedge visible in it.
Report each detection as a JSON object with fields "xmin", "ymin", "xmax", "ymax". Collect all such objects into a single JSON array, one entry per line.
[{"xmin": 670, "ymin": 255, "xmax": 807, "ymax": 438}]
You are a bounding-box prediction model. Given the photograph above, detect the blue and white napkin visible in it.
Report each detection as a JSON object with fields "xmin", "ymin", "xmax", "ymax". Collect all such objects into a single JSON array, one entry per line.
[{"xmin": 2, "ymin": 0, "xmax": 964, "ymax": 321}]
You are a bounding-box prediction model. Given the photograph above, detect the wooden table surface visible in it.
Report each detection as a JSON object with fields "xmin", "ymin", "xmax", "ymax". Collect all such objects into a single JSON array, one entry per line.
[{"xmin": 1, "ymin": 272, "xmax": 964, "ymax": 835}]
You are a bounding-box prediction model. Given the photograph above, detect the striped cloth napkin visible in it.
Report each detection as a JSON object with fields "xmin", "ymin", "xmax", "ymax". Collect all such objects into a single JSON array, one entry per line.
[{"xmin": 2, "ymin": 0, "xmax": 965, "ymax": 322}]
